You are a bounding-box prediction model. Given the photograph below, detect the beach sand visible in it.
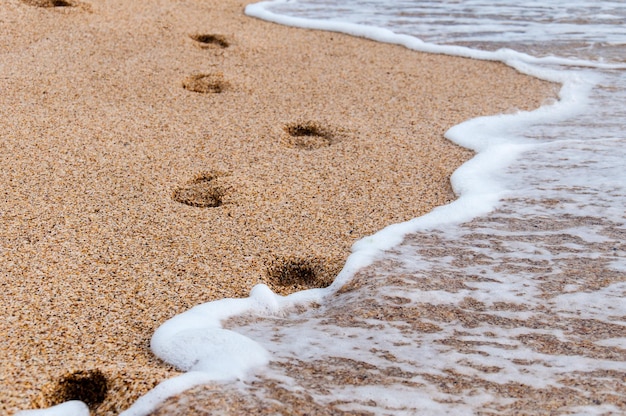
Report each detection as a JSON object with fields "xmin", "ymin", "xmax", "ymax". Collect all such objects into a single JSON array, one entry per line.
[{"xmin": 0, "ymin": 0, "xmax": 556, "ymax": 414}]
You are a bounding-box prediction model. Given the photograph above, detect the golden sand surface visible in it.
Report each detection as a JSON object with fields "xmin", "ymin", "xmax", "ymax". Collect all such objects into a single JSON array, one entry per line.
[{"xmin": 0, "ymin": 0, "xmax": 556, "ymax": 413}]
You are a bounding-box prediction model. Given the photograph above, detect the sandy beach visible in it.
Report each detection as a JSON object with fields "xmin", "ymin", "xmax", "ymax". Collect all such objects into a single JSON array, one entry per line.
[{"xmin": 0, "ymin": 0, "xmax": 556, "ymax": 414}]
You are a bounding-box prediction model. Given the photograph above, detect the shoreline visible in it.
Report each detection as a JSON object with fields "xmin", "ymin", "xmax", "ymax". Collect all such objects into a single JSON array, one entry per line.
[{"xmin": 0, "ymin": 0, "xmax": 556, "ymax": 414}]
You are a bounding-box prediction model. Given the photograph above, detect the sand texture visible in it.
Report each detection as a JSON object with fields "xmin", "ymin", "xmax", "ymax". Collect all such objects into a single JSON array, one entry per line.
[{"xmin": 0, "ymin": 0, "xmax": 555, "ymax": 414}]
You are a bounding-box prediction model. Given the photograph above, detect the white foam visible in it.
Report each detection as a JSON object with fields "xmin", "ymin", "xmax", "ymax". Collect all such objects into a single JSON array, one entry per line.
[{"xmin": 15, "ymin": 401, "xmax": 89, "ymax": 416}]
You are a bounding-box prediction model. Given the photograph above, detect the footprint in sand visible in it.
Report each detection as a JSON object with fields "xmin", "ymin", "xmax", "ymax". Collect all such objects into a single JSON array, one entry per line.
[
  {"xmin": 190, "ymin": 33, "xmax": 230, "ymax": 49},
  {"xmin": 21, "ymin": 0, "xmax": 73, "ymax": 7},
  {"xmin": 282, "ymin": 120, "xmax": 338, "ymax": 150},
  {"xmin": 35, "ymin": 369, "xmax": 108, "ymax": 412},
  {"xmin": 172, "ymin": 171, "xmax": 230, "ymax": 208},
  {"xmin": 182, "ymin": 72, "xmax": 228, "ymax": 94},
  {"xmin": 265, "ymin": 255, "xmax": 338, "ymax": 291}
]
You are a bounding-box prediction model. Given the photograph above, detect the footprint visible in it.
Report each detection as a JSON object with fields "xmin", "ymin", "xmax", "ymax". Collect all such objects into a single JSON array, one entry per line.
[
  {"xmin": 172, "ymin": 171, "xmax": 229, "ymax": 208},
  {"xmin": 282, "ymin": 121, "xmax": 335, "ymax": 150},
  {"xmin": 182, "ymin": 73, "xmax": 228, "ymax": 94},
  {"xmin": 265, "ymin": 255, "xmax": 337, "ymax": 290},
  {"xmin": 21, "ymin": 0, "xmax": 73, "ymax": 6},
  {"xmin": 190, "ymin": 34, "xmax": 230, "ymax": 49},
  {"xmin": 35, "ymin": 369, "xmax": 108, "ymax": 410}
]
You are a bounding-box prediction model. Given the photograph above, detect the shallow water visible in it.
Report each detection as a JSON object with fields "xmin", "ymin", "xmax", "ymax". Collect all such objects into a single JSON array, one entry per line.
[{"xmin": 120, "ymin": 1, "xmax": 626, "ymax": 414}]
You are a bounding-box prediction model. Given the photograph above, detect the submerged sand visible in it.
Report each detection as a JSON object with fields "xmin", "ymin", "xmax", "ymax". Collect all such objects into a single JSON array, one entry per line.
[{"xmin": 0, "ymin": 0, "xmax": 555, "ymax": 414}]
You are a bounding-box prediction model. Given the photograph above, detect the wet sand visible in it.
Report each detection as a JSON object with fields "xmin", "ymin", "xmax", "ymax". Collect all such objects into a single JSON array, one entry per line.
[{"xmin": 0, "ymin": 0, "xmax": 555, "ymax": 414}]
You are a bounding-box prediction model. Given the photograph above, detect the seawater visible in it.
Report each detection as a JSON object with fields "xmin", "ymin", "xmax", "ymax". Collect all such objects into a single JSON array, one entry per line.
[{"xmin": 114, "ymin": 1, "xmax": 626, "ymax": 415}]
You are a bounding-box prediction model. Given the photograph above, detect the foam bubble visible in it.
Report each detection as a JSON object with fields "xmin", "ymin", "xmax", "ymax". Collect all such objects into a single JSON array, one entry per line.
[{"xmin": 15, "ymin": 401, "xmax": 89, "ymax": 416}]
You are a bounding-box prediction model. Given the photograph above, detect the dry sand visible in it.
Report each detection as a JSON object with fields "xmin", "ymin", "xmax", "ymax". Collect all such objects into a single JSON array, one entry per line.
[{"xmin": 0, "ymin": 0, "xmax": 556, "ymax": 414}]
